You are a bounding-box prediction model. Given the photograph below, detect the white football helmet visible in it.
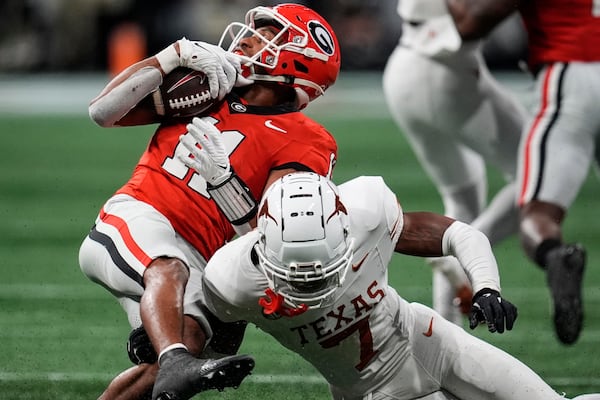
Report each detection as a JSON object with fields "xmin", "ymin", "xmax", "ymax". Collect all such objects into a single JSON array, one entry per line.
[
  {"xmin": 218, "ymin": 3, "xmax": 341, "ymax": 108},
  {"xmin": 254, "ymin": 172, "xmax": 354, "ymax": 309}
]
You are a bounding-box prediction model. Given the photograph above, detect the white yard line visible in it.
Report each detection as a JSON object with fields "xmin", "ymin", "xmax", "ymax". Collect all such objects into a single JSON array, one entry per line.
[
  {"xmin": 1, "ymin": 283, "xmax": 600, "ymax": 301},
  {"xmin": 0, "ymin": 371, "xmax": 326, "ymax": 384},
  {"xmin": 0, "ymin": 283, "xmax": 107, "ymax": 299},
  {"xmin": 0, "ymin": 72, "xmax": 533, "ymax": 120},
  {"xmin": 0, "ymin": 371, "xmax": 598, "ymax": 388}
]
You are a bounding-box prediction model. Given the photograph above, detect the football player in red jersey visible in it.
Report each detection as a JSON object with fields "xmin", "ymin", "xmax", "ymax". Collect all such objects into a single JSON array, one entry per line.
[
  {"xmin": 78, "ymin": 4, "xmax": 341, "ymax": 400},
  {"xmin": 447, "ymin": 0, "xmax": 600, "ymax": 345}
]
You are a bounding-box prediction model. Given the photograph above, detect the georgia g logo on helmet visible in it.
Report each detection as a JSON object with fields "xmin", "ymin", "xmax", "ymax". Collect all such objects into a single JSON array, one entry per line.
[{"xmin": 307, "ymin": 20, "xmax": 335, "ymax": 56}]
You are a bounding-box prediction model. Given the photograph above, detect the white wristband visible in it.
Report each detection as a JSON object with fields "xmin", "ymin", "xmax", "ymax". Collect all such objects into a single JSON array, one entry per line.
[
  {"xmin": 442, "ymin": 221, "xmax": 501, "ymax": 294},
  {"xmin": 155, "ymin": 44, "xmax": 180, "ymax": 74},
  {"xmin": 158, "ymin": 342, "xmax": 188, "ymax": 365}
]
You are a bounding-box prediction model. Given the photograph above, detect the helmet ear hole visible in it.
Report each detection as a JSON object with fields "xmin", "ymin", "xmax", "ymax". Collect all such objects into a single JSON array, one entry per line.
[{"xmin": 293, "ymin": 60, "xmax": 309, "ymax": 74}]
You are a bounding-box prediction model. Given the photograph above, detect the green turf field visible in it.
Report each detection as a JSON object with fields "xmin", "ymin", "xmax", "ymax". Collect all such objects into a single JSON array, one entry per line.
[{"xmin": 1, "ymin": 73, "xmax": 599, "ymax": 399}]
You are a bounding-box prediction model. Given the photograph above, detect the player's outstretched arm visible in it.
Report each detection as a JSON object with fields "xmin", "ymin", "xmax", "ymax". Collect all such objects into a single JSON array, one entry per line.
[
  {"xmin": 396, "ymin": 212, "xmax": 517, "ymax": 333},
  {"xmin": 88, "ymin": 55, "xmax": 163, "ymax": 127},
  {"xmin": 446, "ymin": 0, "xmax": 518, "ymax": 40},
  {"xmin": 89, "ymin": 38, "xmax": 250, "ymax": 127}
]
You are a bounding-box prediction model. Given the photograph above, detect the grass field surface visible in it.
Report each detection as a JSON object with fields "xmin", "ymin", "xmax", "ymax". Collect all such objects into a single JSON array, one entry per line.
[{"xmin": 1, "ymin": 72, "xmax": 599, "ymax": 399}]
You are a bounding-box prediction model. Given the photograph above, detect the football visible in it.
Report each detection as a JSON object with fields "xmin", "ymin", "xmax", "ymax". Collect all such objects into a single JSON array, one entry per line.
[{"xmin": 151, "ymin": 67, "xmax": 216, "ymax": 118}]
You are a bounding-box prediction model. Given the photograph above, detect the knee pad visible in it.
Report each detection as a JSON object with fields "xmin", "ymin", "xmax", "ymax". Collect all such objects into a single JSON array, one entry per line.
[{"xmin": 127, "ymin": 326, "xmax": 158, "ymax": 365}]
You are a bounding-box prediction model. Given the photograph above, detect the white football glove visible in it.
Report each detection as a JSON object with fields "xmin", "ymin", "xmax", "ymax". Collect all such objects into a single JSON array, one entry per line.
[
  {"xmin": 179, "ymin": 38, "xmax": 238, "ymax": 100},
  {"xmin": 156, "ymin": 38, "xmax": 252, "ymax": 100},
  {"xmin": 178, "ymin": 117, "xmax": 232, "ymax": 186}
]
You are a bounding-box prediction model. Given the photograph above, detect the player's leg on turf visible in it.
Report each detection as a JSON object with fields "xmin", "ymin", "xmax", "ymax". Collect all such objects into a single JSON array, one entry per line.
[
  {"xmin": 409, "ymin": 303, "xmax": 567, "ymax": 399},
  {"xmin": 99, "ymin": 314, "xmax": 207, "ymax": 400},
  {"xmin": 516, "ymin": 62, "xmax": 598, "ymax": 344},
  {"xmin": 152, "ymin": 352, "xmax": 254, "ymax": 400}
]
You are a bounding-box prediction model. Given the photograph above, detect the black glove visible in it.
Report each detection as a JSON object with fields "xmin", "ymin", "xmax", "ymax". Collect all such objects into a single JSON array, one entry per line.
[
  {"xmin": 469, "ymin": 288, "xmax": 518, "ymax": 333},
  {"xmin": 127, "ymin": 326, "xmax": 158, "ymax": 365}
]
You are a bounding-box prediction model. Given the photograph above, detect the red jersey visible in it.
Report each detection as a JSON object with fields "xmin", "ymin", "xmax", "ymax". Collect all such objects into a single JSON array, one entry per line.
[
  {"xmin": 520, "ymin": 0, "xmax": 600, "ymax": 70},
  {"xmin": 116, "ymin": 95, "xmax": 337, "ymax": 261}
]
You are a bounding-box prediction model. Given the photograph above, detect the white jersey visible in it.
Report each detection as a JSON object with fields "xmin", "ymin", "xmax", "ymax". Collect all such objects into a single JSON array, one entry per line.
[
  {"xmin": 202, "ymin": 177, "xmax": 576, "ymax": 400},
  {"xmin": 204, "ymin": 177, "xmax": 406, "ymax": 395}
]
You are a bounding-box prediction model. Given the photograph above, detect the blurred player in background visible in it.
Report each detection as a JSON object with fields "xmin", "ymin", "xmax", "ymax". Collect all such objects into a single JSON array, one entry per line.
[
  {"xmin": 78, "ymin": 4, "xmax": 341, "ymax": 399},
  {"xmin": 447, "ymin": 0, "xmax": 600, "ymax": 345},
  {"xmin": 382, "ymin": 0, "xmax": 527, "ymax": 325},
  {"xmin": 202, "ymin": 172, "xmax": 600, "ymax": 399}
]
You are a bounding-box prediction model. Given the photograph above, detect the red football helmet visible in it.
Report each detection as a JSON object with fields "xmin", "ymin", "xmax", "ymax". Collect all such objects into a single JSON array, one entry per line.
[{"xmin": 219, "ymin": 3, "xmax": 341, "ymax": 108}]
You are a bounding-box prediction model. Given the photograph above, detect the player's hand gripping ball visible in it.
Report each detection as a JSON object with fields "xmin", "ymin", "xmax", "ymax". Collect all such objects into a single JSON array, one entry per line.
[{"xmin": 151, "ymin": 67, "xmax": 217, "ymax": 118}]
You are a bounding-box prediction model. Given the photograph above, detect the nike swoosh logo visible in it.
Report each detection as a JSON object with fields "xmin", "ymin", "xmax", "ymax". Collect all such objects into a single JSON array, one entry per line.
[
  {"xmin": 422, "ymin": 317, "xmax": 434, "ymax": 337},
  {"xmin": 351, "ymin": 253, "xmax": 369, "ymax": 272},
  {"xmin": 168, "ymin": 71, "xmax": 206, "ymax": 92},
  {"xmin": 265, "ymin": 119, "xmax": 287, "ymax": 133}
]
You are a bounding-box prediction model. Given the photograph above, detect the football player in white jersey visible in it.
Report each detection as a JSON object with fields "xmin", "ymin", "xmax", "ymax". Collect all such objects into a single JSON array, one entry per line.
[
  {"xmin": 382, "ymin": 0, "xmax": 527, "ymax": 324},
  {"xmin": 200, "ymin": 172, "xmax": 600, "ymax": 400}
]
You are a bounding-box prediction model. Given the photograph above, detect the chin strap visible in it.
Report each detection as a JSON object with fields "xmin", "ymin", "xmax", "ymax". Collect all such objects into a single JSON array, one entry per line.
[
  {"xmin": 259, "ymin": 288, "xmax": 308, "ymax": 318},
  {"xmin": 251, "ymin": 74, "xmax": 324, "ymax": 97}
]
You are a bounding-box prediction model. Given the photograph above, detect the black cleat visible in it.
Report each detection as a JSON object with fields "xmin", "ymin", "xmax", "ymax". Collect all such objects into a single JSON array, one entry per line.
[
  {"xmin": 546, "ymin": 243, "xmax": 586, "ymax": 345},
  {"xmin": 153, "ymin": 349, "xmax": 255, "ymax": 400}
]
